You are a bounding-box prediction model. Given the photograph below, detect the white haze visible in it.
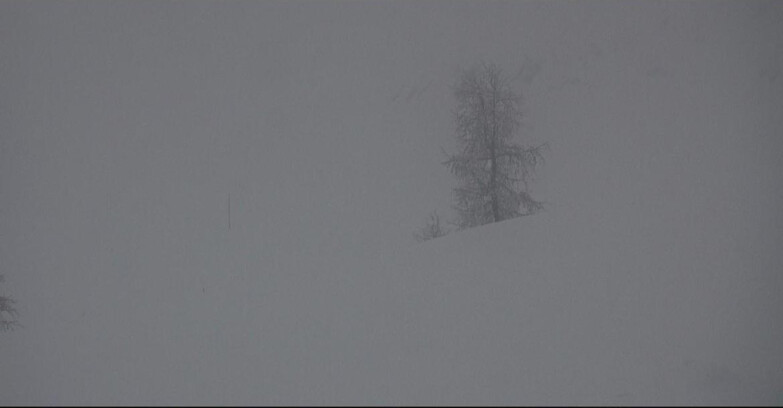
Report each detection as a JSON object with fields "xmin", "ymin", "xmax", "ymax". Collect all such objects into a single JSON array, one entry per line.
[{"xmin": 1, "ymin": 0, "xmax": 782, "ymax": 404}]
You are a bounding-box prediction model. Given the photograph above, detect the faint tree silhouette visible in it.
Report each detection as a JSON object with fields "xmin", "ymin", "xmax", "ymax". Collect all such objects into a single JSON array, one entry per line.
[
  {"xmin": 444, "ymin": 62, "xmax": 546, "ymax": 229},
  {"xmin": 0, "ymin": 275, "xmax": 20, "ymax": 331}
]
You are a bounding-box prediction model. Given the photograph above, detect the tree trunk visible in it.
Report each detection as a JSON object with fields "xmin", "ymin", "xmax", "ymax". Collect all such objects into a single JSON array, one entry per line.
[
  {"xmin": 490, "ymin": 144, "xmax": 499, "ymax": 222},
  {"xmin": 490, "ymin": 86, "xmax": 500, "ymax": 223}
]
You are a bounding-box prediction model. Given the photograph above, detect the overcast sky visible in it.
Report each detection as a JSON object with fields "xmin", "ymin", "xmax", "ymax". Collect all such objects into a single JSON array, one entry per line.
[
  {"xmin": 3, "ymin": 0, "xmax": 779, "ymax": 253},
  {"xmin": 1, "ymin": 0, "xmax": 782, "ymax": 404}
]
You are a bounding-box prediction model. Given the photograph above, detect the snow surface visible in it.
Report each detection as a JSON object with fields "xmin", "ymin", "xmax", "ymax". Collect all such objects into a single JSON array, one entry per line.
[{"xmin": 2, "ymin": 207, "xmax": 782, "ymax": 404}]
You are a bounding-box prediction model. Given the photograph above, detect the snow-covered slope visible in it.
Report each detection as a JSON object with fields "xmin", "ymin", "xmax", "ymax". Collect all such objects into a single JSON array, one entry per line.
[
  {"xmin": 4, "ymin": 204, "xmax": 780, "ymax": 405},
  {"xmin": 340, "ymin": 212, "xmax": 783, "ymax": 405}
]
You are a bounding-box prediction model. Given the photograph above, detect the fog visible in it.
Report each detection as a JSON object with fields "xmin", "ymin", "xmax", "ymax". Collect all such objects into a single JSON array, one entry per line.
[{"xmin": 1, "ymin": 1, "xmax": 782, "ymax": 404}]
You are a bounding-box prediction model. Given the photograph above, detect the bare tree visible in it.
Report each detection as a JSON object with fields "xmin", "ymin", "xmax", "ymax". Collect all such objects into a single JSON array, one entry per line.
[
  {"xmin": 444, "ymin": 62, "xmax": 546, "ymax": 229},
  {"xmin": 0, "ymin": 275, "xmax": 20, "ymax": 331},
  {"xmin": 414, "ymin": 210, "xmax": 448, "ymax": 243}
]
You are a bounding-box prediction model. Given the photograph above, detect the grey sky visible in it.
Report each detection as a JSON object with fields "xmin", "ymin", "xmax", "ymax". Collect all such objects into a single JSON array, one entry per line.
[{"xmin": 1, "ymin": 0, "xmax": 782, "ymax": 404}]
